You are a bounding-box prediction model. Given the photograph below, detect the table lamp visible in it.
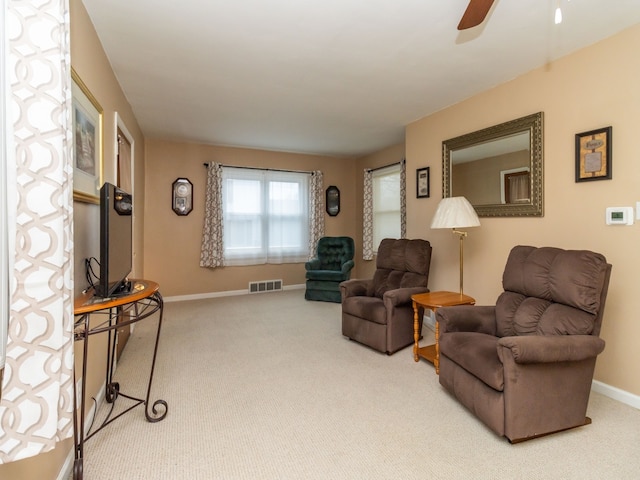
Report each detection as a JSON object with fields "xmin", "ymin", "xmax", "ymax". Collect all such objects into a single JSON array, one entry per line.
[{"xmin": 430, "ymin": 196, "xmax": 480, "ymax": 294}]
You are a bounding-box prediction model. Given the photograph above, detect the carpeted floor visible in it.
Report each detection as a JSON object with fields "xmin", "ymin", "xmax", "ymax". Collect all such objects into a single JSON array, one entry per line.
[{"xmin": 80, "ymin": 289, "xmax": 640, "ymax": 479}]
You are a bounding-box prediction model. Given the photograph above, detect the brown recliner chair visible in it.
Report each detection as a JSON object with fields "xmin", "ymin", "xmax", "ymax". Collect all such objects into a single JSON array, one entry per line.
[
  {"xmin": 437, "ymin": 245, "xmax": 612, "ymax": 443},
  {"xmin": 340, "ymin": 238, "xmax": 432, "ymax": 354}
]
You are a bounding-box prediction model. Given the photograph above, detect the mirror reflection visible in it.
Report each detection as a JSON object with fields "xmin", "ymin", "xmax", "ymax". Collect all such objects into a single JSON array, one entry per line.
[{"xmin": 443, "ymin": 112, "xmax": 543, "ymax": 217}]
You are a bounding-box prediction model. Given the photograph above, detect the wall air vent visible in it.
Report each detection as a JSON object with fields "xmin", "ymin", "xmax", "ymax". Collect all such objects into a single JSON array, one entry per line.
[{"xmin": 248, "ymin": 279, "xmax": 283, "ymax": 294}]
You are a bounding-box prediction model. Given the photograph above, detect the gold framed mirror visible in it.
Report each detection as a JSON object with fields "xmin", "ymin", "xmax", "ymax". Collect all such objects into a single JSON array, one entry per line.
[{"xmin": 443, "ymin": 112, "xmax": 544, "ymax": 217}]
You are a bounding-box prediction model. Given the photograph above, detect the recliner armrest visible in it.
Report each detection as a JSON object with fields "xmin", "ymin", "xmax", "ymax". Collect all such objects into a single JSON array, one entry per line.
[
  {"xmin": 305, "ymin": 258, "xmax": 321, "ymax": 270},
  {"xmin": 340, "ymin": 279, "xmax": 371, "ymax": 298},
  {"xmin": 437, "ymin": 305, "xmax": 497, "ymax": 335},
  {"xmin": 497, "ymin": 335, "xmax": 605, "ymax": 364},
  {"xmin": 383, "ymin": 287, "xmax": 429, "ymax": 308},
  {"xmin": 341, "ymin": 260, "xmax": 355, "ymax": 274}
]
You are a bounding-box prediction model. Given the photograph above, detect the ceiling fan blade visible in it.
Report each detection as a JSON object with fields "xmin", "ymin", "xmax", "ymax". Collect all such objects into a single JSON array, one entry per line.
[{"xmin": 457, "ymin": 0, "xmax": 495, "ymax": 30}]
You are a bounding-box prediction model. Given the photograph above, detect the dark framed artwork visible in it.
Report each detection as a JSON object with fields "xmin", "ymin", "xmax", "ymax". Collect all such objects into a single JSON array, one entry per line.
[
  {"xmin": 416, "ymin": 167, "xmax": 430, "ymax": 198},
  {"xmin": 172, "ymin": 178, "xmax": 193, "ymax": 215},
  {"xmin": 575, "ymin": 126, "xmax": 612, "ymax": 182},
  {"xmin": 325, "ymin": 185, "xmax": 340, "ymax": 216}
]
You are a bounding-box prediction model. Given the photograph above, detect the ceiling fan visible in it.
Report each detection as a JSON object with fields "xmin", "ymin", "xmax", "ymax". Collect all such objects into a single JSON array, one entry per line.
[{"xmin": 458, "ymin": 0, "xmax": 495, "ymax": 30}]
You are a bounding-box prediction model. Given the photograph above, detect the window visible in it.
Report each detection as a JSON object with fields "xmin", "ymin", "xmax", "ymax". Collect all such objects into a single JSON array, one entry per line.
[
  {"xmin": 372, "ymin": 164, "xmax": 401, "ymax": 250},
  {"xmin": 222, "ymin": 167, "xmax": 310, "ymax": 265}
]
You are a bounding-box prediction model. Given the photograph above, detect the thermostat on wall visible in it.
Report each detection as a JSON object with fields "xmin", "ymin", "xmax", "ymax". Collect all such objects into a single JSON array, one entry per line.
[{"xmin": 605, "ymin": 206, "xmax": 634, "ymax": 225}]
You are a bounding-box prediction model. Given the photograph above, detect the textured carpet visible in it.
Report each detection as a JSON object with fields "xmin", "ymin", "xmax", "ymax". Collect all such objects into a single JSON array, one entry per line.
[{"xmin": 80, "ymin": 290, "xmax": 640, "ymax": 479}]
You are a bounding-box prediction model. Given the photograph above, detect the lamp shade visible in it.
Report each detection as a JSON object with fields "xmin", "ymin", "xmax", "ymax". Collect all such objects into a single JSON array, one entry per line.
[{"xmin": 431, "ymin": 196, "xmax": 480, "ymax": 229}]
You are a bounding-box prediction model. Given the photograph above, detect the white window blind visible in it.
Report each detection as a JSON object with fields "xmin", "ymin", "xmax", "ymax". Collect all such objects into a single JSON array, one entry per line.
[
  {"xmin": 372, "ymin": 164, "xmax": 401, "ymax": 250},
  {"xmin": 222, "ymin": 167, "xmax": 310, "ymax": 265}
]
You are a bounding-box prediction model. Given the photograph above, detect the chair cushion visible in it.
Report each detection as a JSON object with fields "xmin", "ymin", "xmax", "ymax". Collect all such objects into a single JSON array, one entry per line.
[
  {"xmin": 310, "ymin": 236, "xmax": 355, "ymax": 271},
  {"xmin": 342, "ymin": 296, "xmax": 388, "ymax": 325},
  {"xmin": 496, "ymin": 246, "xmax": 608, "ymax": 337},
  {"xmin": 306, "ymin": 270, "xmax": 350, "ymax": 282},
  {"xmin": 496, "ymin": 292, "xmax": 597, "ymax": 337},
  {"xmin": 440, "ymin": 332, "xmax": 504, "ymax": 391},
  {"xmin": 369, "ymin": 238, "xmax": 431, "ymax": 298}
]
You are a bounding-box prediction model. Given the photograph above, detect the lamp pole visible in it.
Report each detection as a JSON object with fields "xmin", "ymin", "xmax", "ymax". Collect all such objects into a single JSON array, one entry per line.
[{"xmin": 453, "ymin": 229, "xmax": 468, "ymax": 295}]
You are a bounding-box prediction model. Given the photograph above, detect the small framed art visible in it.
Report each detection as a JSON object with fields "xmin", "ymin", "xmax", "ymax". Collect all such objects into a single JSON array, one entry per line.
[
  {"xmin": 575, "ymin": 126, "xmax": 612, "ymax": 182},
  {"xmin": 416, "ymin": 167, "xmax": 430, "ymax": 198},
  {"xmin": 72, "ymin": 68, "xmax": 103, "ymax": 203},
  {"xmin": 172, "ymin": 178, "xmax": 193, "ymax": 215},
  {"xmin": 326, "ymin": 185, "xmax": 340, "ymax": 216}
]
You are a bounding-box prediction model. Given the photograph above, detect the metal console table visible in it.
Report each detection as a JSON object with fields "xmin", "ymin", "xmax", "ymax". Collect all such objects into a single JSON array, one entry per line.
[{"xmin": 73, "ymin": 279, "xmax": 167, "ymax": 480}]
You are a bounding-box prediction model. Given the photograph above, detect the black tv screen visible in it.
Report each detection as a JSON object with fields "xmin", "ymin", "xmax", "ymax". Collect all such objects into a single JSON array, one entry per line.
[{"xmin": 96, "ymin": 182, "xmax": 133, "ymax": 298}]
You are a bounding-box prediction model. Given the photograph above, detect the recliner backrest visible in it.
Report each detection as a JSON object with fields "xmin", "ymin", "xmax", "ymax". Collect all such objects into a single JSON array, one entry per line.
[
  {"xmin": 369, "ymin": 238, "xmax": 432, "ymax": 298},
  {"xmin": 495, "ymin": 245, "xmax": 611, "ymax": 338},
  {"xmin": 315, "ymin": 236, "xmax": 355, "ymax": 270}
]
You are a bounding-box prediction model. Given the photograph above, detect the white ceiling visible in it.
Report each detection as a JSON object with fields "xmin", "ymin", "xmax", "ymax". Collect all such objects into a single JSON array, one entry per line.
[{"xmin": 81, "ymin": 0, "xmax": 640, "ymax": 157}]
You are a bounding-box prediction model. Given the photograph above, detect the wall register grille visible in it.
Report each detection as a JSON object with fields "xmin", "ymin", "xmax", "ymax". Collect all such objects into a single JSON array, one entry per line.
[{"xmin": 249, "ymin": 279, "xmax": 283, "ymax": 294}]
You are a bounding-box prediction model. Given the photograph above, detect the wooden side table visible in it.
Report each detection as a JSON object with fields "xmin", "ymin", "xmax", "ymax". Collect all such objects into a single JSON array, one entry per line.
[{"xmin": 412, "ymin": 291, "xmax": 475, "ymax": 374}]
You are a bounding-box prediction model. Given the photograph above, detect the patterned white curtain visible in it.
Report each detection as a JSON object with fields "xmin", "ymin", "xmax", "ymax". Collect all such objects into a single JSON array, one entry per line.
[
  {"xmin": 400, "ymin": 159, "xmax": 407, "ymax": 238},
  {"xmin": 362, "ymin": 169, "xmax": 374, "ymax": 260},
  {"xmin": 0, "ymin": 0, "xmax": 75, "ymax": 462},
  {"xmin": 308, "ymin": 170, "xmax": 325, "ymax": 259},
  {"xmin": 0, "ymin": 0, "xmax": 8, "ymax": 406},
  {"xmin": 200, "ymin": 162, "xmax": 225, "ymax": 268}
]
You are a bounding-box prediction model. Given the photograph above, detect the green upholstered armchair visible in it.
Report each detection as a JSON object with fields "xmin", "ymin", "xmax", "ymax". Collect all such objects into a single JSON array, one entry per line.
[{"xmin": 305, "ymin": 237, "xmax": 355, "ymax": 303}]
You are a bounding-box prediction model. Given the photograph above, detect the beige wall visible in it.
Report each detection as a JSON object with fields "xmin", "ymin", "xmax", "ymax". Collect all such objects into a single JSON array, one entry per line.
[
  {"xmin": 71, "ymin": 0, "xmax": 146, "ymax": 292},
  {"xmin": 406, "ymin": 24, "xmax": 640, "ymax": 396},
  {"xmin": 143, "ymin": 139, "xmax": 357, "ymax": 296},
  {"xmin": 70, "ymin": 0, "xmax": 148, "ymax": 426}
]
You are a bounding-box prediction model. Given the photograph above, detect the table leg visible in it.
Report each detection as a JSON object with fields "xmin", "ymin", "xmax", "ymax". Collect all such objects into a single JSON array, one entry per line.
[
  {"xmin": 434, "ymin": 319, "xmax": 440, "ymax": 374},
  {"xmin": 413, "ymin": 300, "xmax": 420, "ymax": 362}
]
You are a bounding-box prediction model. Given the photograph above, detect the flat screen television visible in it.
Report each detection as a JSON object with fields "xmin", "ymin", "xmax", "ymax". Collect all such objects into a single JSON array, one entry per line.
[{"xmin": 95, "ymin": 182, "xmax": 133, "ymax": 298}]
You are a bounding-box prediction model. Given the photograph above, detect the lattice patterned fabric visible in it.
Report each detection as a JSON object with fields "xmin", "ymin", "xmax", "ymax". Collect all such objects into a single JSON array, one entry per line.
[{"xmin": 0, "ymin": 0, "xmax": 75, "ymax": 463}]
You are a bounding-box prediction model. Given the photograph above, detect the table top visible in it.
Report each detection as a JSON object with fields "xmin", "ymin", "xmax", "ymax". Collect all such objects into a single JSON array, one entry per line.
[
  {"xmin": 411, "ymin": 290, "xmax": 475, "ymax": 308},
  {"xmin": 74, "ymin": 279, "xmax": 159, "ymax": 315}
]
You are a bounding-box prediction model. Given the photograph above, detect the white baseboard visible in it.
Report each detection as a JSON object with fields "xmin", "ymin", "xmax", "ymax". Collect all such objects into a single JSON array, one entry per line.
[
  {"xmin": 164, "ymin": 283, "xmax": 305, "ymax": 303},
  {"xmin": 58, "ymin": 450, "xmax": 74, "ymax": 480},
  {"xmin": 592, "ymin": 379, "xmax": 640, "ymax": 410}
]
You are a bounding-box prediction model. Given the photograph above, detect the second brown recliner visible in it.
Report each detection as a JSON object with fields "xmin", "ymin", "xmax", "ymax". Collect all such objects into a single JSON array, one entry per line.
[
  {"xmin": 437, "ymin": 245, "xmax": 612, "ymax": 442},
  {"xmin": 340, "ymin": 238, "xmax": 432, "ymax": 354}
]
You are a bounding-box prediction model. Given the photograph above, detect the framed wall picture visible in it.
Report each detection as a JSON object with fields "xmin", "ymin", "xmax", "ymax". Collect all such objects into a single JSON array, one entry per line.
[
  {"xmin": 575, "ymin": 126, "xmax": 612, "ymax": 182},
  {"xmin": 172, "ymin": 178, "xmax": 193, "ymax": 215},
  {"xmin": 71, "ymin": 68, "xmax": 103, "ymax": 203},
  {"xmin": 416, "ymin": 167, "xmax": 430, "ymax": 198},
  {"xmin": 326, "ymin": 185, "xmax": 340, "ymax": 216}
]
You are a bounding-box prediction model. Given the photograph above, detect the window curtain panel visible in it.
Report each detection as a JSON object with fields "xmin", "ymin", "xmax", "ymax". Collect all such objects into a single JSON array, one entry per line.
[
  {"xmin": 400, "ymin": 159, "xmax": 407, "ymax": 238},
  {"xmin": 362, "ymin": 169, "xmax": 374, "ymax": 260},
  {"xmin": 508, "ymin": 174, "xmax": 530, "ymax": 203},
  {"xmin": 308, "ymin": 170, "xmax": 325, "ymax": 259},
  {"xmin": 361, "ymin": 161, "xmax": 406, "ymax": 261},
  {"xmin": 199, "ymin": 162, "xmax": 225, "ymax": 268},
  {"xmin": 0, "ymin": 0, "xmax": 75, "ymax": 463}
]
